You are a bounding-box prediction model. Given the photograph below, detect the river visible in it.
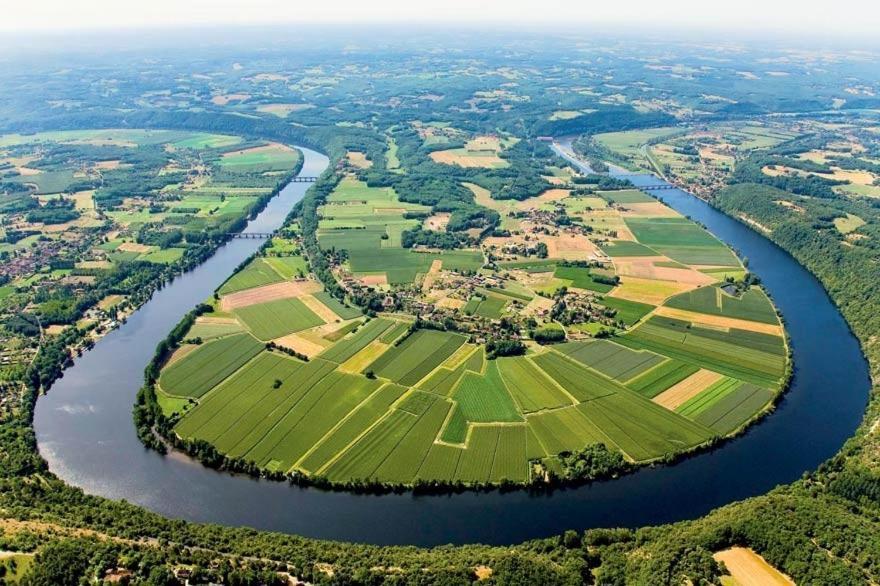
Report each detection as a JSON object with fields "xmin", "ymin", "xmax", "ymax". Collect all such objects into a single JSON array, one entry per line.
[{"xmin": 34, "ymin": 143, "xmax": 870, "ymax": 546}]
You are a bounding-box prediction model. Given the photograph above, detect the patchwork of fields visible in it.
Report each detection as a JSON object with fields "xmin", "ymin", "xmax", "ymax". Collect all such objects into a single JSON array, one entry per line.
[
  {"xmin": 316, "ymin": 177, "xmax": 483, "ymax": 284},
  {"xmin": 157, "ymin": 161, "xmax": 788, "ymax": 487}
]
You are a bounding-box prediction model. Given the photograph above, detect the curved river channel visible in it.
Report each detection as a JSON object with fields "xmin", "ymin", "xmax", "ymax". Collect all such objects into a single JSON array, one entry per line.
[{"xmin": 35, "ymin": 143, "xmax": 870, "ymax": 546}]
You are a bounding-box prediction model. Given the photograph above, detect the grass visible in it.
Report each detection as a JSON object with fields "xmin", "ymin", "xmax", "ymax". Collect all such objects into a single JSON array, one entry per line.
[
  {"xmin": 530, "ymin": 351, "xmax": 620, "ymax": 402},
  {"xmin": 598, "ymin": 189, "xmax": 656, "ymax": 204},
  {"xmin": 159, "ymin": 333, "xmax": 263, "ymax": 398},
  {"xmin": 173, "ymin": 133, "xmax": 242, "ymax": 150},
  {"xmin": 233, "ymin": 297, "xmax": 325, "ymax": 340},
  {"xmin": 138, "ymin": 248, "xmax": 185, "ymax": 264},
  {"xmin": 452, "ymin": 362, "xmax": 523, "ymax": 423},
  {"xmin": 835, "ymin": 215, "xmax": 867, "ymax": 239},
  {"xmin": 186, "ymin": 320, "xmax": 244, "ymax": 340},
  {"xmin": 298, "ymin": 383, "xmax": 408, "ymax": 473},
  {"xmin": 440, "ymin": 404, "xmax": 469, "ymax": 444},
  {"xmin": 374, "ymin": 398, "xmax": 451, "ymax": 482},
  {"xmin": 218, "ymin": 258, "xmax": 285, "ymax": 295},
  {"xmin": 455, "ymin": 426, "xmax": 500, "ymax": 483},
  {"xmin": 219, "ymin": 144, "xmax": 300, "ymax": 172},
  {"xmin": 264, "ymin": 256, "xmax": 308, "ymax": 279},
  {"xmin": 466, "ymin": 295, "xmax": 508, "ymax": 318},
  {"xmin": 367, "ymin": 329, "xmax": 466, "ymax": 385},
  {"xmin": 527, "ymin": 406, "xmax": 610, "ymax": 455}
]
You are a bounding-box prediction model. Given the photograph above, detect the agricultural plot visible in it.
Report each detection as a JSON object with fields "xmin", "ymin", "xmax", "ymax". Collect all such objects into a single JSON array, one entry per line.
[
  {"xmin": 218, "ymin": 258, "xmax": 285, "ymax": 295},
  {"xmin": 453, "ymin": 362, "xmax": 523, "ymax": 423},
  {"xmin": 553, "ymin": 265, "xmax": 614, "ymax": 293},
  {"xmin": 317, "ymin": 177, "xmax": 483, "ymax": 283},
  {"xmin": 624, "ymin": 217, "xmax": 739, "ymax": 266},
  {"xmin": 464, "ymin": 294, "xmax": 508, "ymax": 318},
  {"xmin": 313, "ymin": 291, "xmax": 362, "ymax": 320},
  {"xmin": 318, "ymin": 318, "xmax": 397, "ymax": 363},
  {"xmin": 665, "ymin": 285, "xmax": 779, "ymax": 325},
  {"xmin": 496, "ymin": 357, "xmax": 573, "ymax": 412},
  {"xmin": 264, "ymin": 256, "xmax": 308, "ymax": 280},
  {"xmin": 556, "ymin": 340, "xmax": 666, "ymax": 382},
  {"xmin": 219, "ymin": 143, "xmax": 300, "ymax": 172},
  {"xmin": 159, "ymin": 333, "xmax": 263, "ymax": 398},
  {"xmin": 626, "ymin": 359, "xmax": 701, "ymax": 398},
  {"xmin": 618, "ymin": 316, "xmax": 786, "ymax": 388},
  {"xmin": 233, "ymin": 297, "xmax": 325, "ymax": 340},
  {"xmin": 367, "ymin": 330, "xmax": 466, "ymax": 385},
  {"xmin": 601, "ymin": 297, "xmax": 654, "ymax": 325}
]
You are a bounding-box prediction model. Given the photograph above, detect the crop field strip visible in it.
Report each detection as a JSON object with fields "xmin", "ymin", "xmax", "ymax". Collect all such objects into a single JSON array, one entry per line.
[
  {"xmin": 317, "ymin": 318, "xmax": 397, "ymax": 363},
  {"xmin": 556, "ymin": 340, "xmax": 666, "ymax": 382},
  {"xmin": 623, "ymin": 217, "xmax": 740, "ymax": 267},
  {"xmin": 452, "ymin": 361, "xmax": 523, "ymax": 423},
  {"xmin": 297, "ymin": 383, "xmax": 408, "ymax": 474},
  {"xmin": 495, "ymin": 356, "xmax": 573, "ymax": 412},
  {"xmin": 617, "ymin": 316, "xmax": 786, "ymax": 389},
  {"xmin": 159, "ymin": 333, "xmax": 263, "ymax": 398},
  {"xmin": 366, "ymin": 329, "xmax": 466, "ymax": 386}
]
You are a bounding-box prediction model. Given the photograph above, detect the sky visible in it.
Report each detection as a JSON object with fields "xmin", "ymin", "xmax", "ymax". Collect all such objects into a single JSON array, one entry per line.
[{"xmin": 2, "ymin": 0, "xmax": 879, "ymax": 36}]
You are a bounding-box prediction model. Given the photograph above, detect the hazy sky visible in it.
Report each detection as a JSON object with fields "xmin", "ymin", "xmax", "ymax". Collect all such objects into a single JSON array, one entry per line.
[{"xmin": 3, "ymin": 0, "xmax": 878, "ymax": 36}]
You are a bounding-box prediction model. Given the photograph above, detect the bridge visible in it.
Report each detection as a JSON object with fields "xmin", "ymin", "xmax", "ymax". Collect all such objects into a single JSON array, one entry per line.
[
  {"xmin": 228, "ymin": 232, "xmax": 273, "ymax": 239},
  {"xmin": 639, "ymin": 184, "xmax": 678, "ymax": 190},
  {"xmin": 290, "ymin": 176, "xmax": 318, "ymax": 183}
]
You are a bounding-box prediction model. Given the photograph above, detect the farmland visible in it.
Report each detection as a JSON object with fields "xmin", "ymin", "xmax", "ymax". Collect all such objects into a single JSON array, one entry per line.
[{"xmin": 151, "ymin": 119, "xmax": 790, "ymax": 488}]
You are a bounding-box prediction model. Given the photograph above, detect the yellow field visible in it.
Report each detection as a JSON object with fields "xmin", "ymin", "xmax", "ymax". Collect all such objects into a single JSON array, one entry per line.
[
  {"xmin": 609, "ymin": 276, "xmax": 695, "ymax": 305},
  {"xmin": 654, "ymin": 306, "xmax": 783, "ymax": 335},
  {"xmin": 614, "ymin": 258, "xmax": 717, "ymax": 286},
  {"xmin": 653, "ymin": 369, "xmax": 723, "ymax": 410},
  {"xmin": 300, "ymin": 294, "xmax": 342, "ymax": 323},
  {"xmin": 346, "ymin": 151, "xmax": 372, "ymax": 169},
  {"xmin": 219, "ymin": 280, "xmax": 322, "ymax": 311},
  {"xmin": 273, "ymin": 331, "xmax": 328, "ymax": 358},
  {"xmin": 833, "ymin": 213, "xmax": 866, "ymax": 234},
  {"xmin": 714, "ymin": 548, "xmax": 795, "ymax": 586},
  {"xmin": 423, "ymin": 213, "xmax": 450, "ymax": 231},
  {"xmin": 211, "ymin": 93, "xmax": 250, "ymax": 105},
  {"xmin": 339, "ymin": 340, "xmax": 390, "ymax": 374}
]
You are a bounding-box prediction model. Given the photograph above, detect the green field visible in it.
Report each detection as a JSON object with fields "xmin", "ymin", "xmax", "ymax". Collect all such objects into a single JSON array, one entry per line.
[
  {"xmin": 317, "ymin": 177, "xmax": 482, "ymax": 283},
  {"xmin": 617, "ymin": 316, "xmax": 786, "ymax": 388},
  {"xmin": 600, "ymin": 241, "xmax": 661, "ymax": 257},
  {"xmin": 624, "ymin": 217, "xmax": 740, "ymax": 266},
  {"xmin": 452, "ymin": 362, "xmax": 522, "ymax": 423},
  {"xmin": 665, "ymin": 285, "xmax": 779, "ymax": 324},
  {"xmin": 553, "ymin": 265, "xmax": 615, "ymax": 293},
  {"xmin": 367, "ymin": 329, "xmax": 466, "ymax": 385},
  {"xmin": 218, "ymin": 258, "xmax": 285, "ymax": 295},
  {"xmin": 159, "ymin": 333, "xmax": 263, "ymax": 398},
  {"xmin": 233, "ymin": 297, "xmax": 325, "ymax": 340}
]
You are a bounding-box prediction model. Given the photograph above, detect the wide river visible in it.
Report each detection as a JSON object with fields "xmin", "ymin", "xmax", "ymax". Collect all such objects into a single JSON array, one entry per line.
[{"xmin": 35, "ymin": 143, "xmax": 870, "ymax": 546}]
